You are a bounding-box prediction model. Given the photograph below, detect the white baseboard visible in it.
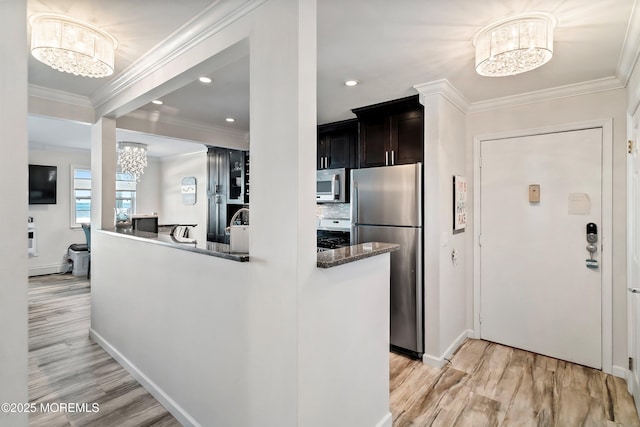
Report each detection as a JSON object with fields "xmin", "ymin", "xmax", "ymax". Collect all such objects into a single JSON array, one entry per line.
[
  {"xmin": 422, "ymin": 329, "xmax": 473, "ymax": 368},
  {"xmin": 28, "ymin": 263, "xmax": 71, "ymax": 277},
  {"xmin": 375, "ymin": 411, "xmax": 392, "ymax": 427},
  {"xmin": 612, "ymin": 365, "xmax": 627, "ymax": 380},
  {"xmin": 89, "ymin": 328, "xmax": 200, "ymax": 427}
]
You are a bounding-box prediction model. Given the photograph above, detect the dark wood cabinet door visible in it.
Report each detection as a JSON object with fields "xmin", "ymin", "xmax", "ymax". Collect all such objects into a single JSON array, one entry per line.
[
  {"xmin": 390, "ymin": 109, "xmax": 423, "ymax": 165},
  {"xmin": 353, "ymin": 95, "xmax": 423, "ymax": 168},
  {"xmin": 359, "ymin": 119, "xmax": 388, "ymax": 168},
  {"xmin": 326, "ymin": 130, "xmax": 354, "ymax": 169},
  {"xmin": 317, "ymin": 119, "xmax": 357, "ymax": 169}
]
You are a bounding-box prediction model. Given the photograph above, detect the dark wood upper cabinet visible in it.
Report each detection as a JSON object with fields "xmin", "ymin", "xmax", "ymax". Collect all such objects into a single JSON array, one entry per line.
[
  {"xmin": 353, "ymin": 95, "xmax": 424, "ymax": 168},
  {"xmin": 317, "ymin": 119, "xmax": 358, "ymax": 169}
]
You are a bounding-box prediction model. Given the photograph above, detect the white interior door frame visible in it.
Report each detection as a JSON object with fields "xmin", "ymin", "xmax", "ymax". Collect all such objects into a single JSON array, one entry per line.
[
  {"xmin": 473, "ymin": 118, "xmax": 613, "ymax": 375},
  {"xmin": 627, "ymin": 106, "xmax": 640, "ymax": 402}
]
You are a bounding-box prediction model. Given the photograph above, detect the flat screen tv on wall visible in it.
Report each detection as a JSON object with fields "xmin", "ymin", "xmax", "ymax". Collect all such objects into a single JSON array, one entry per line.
[{"xmin": 29, "ymin": 164, "xmax": 57, "ymax": 205}]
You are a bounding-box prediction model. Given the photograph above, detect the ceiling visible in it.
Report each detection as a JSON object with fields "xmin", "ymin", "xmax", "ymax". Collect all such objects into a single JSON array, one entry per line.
[{"xmin": 26, "ymin": 0, "xmax": 638, "ymax": 156}]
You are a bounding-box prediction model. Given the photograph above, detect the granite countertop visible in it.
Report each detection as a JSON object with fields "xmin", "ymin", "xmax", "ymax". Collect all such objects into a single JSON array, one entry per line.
[
  {"xmin": 101, "ymin": 228, "xmax": 249, "ymax": 262},
  {"xmin": 317, "ymin": 242, "xmax": 400, "ymax": 268},
  {"xmin": 102, "ymin": 229, "xmax": 396, "ymax": 266}
]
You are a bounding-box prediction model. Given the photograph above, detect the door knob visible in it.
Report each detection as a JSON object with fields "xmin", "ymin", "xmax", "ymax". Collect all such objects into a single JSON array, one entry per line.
[{"xmin": 629, "ymin": 288, "xmax": 640, "ymax": 293}]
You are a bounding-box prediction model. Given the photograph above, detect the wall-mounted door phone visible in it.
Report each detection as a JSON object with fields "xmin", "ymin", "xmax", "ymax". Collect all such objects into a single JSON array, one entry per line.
[{"xmin": 585, "ymin": 222, "xmax": 598, "ymax": 269}]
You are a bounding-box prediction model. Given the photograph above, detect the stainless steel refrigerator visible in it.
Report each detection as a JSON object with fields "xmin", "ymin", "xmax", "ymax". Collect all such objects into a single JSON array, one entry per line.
[{"xmin": 351, "ymin": 163, "xmax": 423, "ymax": 357}]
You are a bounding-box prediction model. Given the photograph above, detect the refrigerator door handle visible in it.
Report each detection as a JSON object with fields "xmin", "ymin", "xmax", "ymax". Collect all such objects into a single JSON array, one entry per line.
[
  {"xmin": 351, "ymin": 182, "xmax": 359, "ymax": 244},
  {"xmin": 416, "ymin": 162, "xmax": 423, "ymax": 226}
]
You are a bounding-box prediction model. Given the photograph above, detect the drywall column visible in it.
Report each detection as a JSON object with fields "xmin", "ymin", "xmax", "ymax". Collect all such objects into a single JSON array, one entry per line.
[
  {"xmin": 90, "ymin": 118, "xmax": 117, "ymax": 229},
  {"xmin": 415, "ymin": 81, "xmax": 469, "ymax": 367},
  {"xmin": 418, "ymin": 91, "xmax": 443, "ymax": 364},
  {"xmin": 245, "ymin": 0, "xmax": 318, "ymax": 424},
  {"xmin": 0, "ymin": 0, "xmax": 28, "ymax": 425}
]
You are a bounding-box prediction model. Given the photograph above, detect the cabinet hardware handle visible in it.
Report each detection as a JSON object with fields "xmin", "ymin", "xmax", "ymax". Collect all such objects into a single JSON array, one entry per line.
[
  {"xmin": 385, "ymin": 151, "xmax": 389, "ymax": 166},
  {"xmin": 391, "ymin": 150, "xmax": 395, "ymax": 165},
  {"xmin": 629, "ymin": 288, "xmax": 640, "ymax": 293}
]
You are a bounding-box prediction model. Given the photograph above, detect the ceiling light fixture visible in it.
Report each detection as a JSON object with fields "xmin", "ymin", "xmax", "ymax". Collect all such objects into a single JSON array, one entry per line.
[
  {"xmin": 151, "ymin": 100, "xmax": 163, "ymax": 105},
  {"xmin": 199, "ymin": 76, "xmax": 212, "ymax": 83},
  {"xmin": 226, "ymin": 118, "xmax": 235, "ymax": 123},
  {"xmin": 29, "ymin": 13, "xmax": 117, "ymax": 78},
  {"xmin": 345, "ymin": 80, "xmax": 359, "ymax": 87},
  {"xmin": 117, "ymin": 142, "xmax": 148, "ymax": 182},
  {"xmin": 473, "ymin": 12, "xmax": 556, "ymax": 77}
]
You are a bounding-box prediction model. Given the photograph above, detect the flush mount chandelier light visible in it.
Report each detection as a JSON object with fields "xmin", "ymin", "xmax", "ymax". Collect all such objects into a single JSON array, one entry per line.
[
  {"xmin": 118, "ymin": 142, "xmax": 148, "ymax": 182},
  {"xmin": 473, "ymin": 12, "xmax": 557, "ymax": 77},
  {"xmin": 29, "ymin": 13, "xmax": 117, "ymax": 78}
]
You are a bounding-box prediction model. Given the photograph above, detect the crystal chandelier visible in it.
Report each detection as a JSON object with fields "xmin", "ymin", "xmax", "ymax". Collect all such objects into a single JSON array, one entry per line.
[
  {"xmin": 118, "ymin": 142, "xmax": 148, "ymax": 182},
  {"xmin": 473, "ymin": 13, "xmax": 556, "ymax": 77},
  {"xmin": 29, "ymin": 13, "xmax": 117, "ymax": 78}
]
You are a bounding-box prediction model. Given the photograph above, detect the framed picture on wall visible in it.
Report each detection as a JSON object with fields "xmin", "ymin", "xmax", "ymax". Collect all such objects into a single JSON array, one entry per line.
[{"xmin": 453, "ymin": 175, "xmax": 466, "ymax": 234}]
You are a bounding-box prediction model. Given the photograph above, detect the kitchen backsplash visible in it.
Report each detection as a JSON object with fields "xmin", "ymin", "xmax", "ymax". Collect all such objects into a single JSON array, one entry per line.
[{"xmin": 316, "ymin": 203, "xmax": 350, "ymax": 219}]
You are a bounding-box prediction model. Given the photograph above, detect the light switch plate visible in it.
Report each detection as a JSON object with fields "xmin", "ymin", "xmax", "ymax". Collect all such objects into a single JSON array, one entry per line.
[{"xmin": 529, "ymin": 184, "xmax": 540, "ymax": 203}]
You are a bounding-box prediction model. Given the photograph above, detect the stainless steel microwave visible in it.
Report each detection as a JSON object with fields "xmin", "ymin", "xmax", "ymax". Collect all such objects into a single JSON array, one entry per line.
[{"xmin": 316, "ymin": 168, "xmax": 348, "ymax": 203}]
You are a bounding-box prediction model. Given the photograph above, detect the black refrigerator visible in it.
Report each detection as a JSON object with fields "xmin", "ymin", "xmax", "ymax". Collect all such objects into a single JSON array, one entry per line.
[{"xmin": 351, "ymin": 163, "xmax": 424, "ymax": 357}]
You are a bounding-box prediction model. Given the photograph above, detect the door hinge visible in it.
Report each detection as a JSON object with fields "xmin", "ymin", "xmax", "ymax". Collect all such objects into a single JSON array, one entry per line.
[
  {"xmin": 630, "ymin": 357, "xmax": 634, "ymax": 370},
  {"xmin": 479, "ymin": 157, "xmax": 482, "ymax": 168},
  {"xmin": 479, "ymin": 313, "xmax": 483, "ymax": 324},
  {"xmin": 478, "ymin": 234, "xmax": 482, "ymax": 247},
  {"xmin": 629, "ymin": 140, "xmax": 634, "ymax": 155}
]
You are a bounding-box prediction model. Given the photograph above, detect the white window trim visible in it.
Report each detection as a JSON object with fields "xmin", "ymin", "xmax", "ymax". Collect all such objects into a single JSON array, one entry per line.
[
  {"xmin": 70, "ymin": 164, "xmax": 90, "ymax": 229},
  {"xmin": 70, "ymin": 165, "xmax": 138, "ymax": 229}
]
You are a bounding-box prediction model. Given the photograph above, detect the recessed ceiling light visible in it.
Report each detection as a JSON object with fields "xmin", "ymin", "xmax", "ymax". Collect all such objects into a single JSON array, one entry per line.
[
  {"xmin": 199, "ymin": 76, "xmax": 212, "ymax": 84},
  {"xmin": 225, "ymin": 117, "xmax": 235, "ymax": 123},
  {"xmin": 345, "ymin": 80, "xmax": 359, "ymax": 87},
  {"xmin": 151, "ymin": 99, "xmax": 163, "ymax": 105}
]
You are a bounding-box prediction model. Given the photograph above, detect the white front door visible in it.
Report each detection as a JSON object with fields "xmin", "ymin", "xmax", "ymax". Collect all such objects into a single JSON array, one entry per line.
[
  {"xmin": 628, "ymin": 122, "xmax": 640, "ymax": 413},
  {"xmin": 480, "ymin": 128, "xmax": 603, "ymax": 369}
]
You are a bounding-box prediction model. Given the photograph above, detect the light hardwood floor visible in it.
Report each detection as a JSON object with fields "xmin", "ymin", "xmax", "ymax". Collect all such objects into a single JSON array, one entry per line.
[
  {"xmin": 29, "ymin": 273, "xmax": 640, "ymax": 426},
  {"xmin": 28, "ymin": 273, "xmax": 180, "ymax": 427},
  {"xmin": 391, "ymin": 339, "xmax": 640, "ymax": 427}
]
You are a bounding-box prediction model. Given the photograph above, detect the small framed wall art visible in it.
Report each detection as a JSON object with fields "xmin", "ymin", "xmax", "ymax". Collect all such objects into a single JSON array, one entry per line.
[
  {"xmin": 181, "ymin": 177, "xmax": 197, "ymax": 205},
  {"xmin": 453, "ymin": 175, "xmax": 466, "ymax": 234}
]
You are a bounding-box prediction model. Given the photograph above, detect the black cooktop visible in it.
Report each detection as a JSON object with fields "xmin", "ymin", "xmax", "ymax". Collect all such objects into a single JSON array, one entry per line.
[{"xmin": 317, "ymin": 230, "xmax": 350, "ymax": 249}]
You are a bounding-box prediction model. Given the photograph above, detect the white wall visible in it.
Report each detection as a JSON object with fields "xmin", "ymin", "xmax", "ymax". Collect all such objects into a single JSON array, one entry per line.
[
  {"xmin": 420, "ymin": 89, "xmax": 469, "ymax": 365},
  {"xmin": 135, "ymin": 157, "xmax": 161, "ymax": 215},
  {"xmin": 27, "ymin": 148, "xmax": 90, "ymax": 276},
  {"xmin": 158, "ymin": 153, "xmax": 208, "ymax": 243},
  {"xmin": 466, "ymin": 89, "xmax": 628, "ymax": 370},
  {"xmin": 91, "ymin": 232, "xmax": 253, "ymax": 426},
  {"xmin": 0, "ymin": 0, "xmax": 28, "ymax": 425},
  {"xmin": 300, "ymin": 257, "xmax": 391, "ymax": 427},
  {"xmin": 436, "ymin": 98, "xmax": 468, "ymax": 354}
]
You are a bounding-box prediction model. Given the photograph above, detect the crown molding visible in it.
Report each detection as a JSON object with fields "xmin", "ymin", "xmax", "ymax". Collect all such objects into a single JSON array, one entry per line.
[
  {"xmin": 90, "ymin": 0, "xmax": 267, "ymax": 110},
  {"xmin": 467, "ymin": 76, "xmax": 626, "ymax": 113},
  {"xmin": 616, "ymin": 0, "xmax": 640, "ymax": 85},
  {"xmin": 414, "ymin": 79, "xmax": 471, "ymax": 113},
  {"xmin": 28, "ymin": 84, "xmax": 92, "ymax": 108}
]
